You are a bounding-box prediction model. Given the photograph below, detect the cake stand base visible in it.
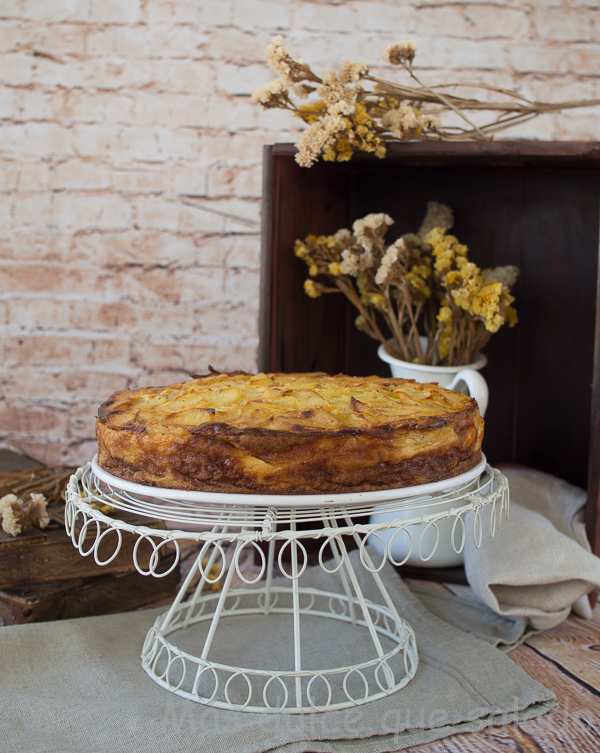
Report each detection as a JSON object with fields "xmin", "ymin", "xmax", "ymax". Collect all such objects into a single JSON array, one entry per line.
[
  {"xmin": 65, "ymin": 460, "xmax": 508, "ymax": 715},
  {"xmin": 141, "ymin": 544, "xmax": 418, "ymax": 714}
]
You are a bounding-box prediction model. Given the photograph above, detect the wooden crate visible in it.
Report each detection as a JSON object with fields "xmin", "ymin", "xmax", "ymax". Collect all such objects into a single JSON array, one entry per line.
[
  {"xmin": 259, "ymin": 141, "xmax": 600, "ymax": 557},
  {"xmin": 0, "ymin": 552, "xmax": 179, "ymax": 626},
  {"xmin": 0, "ymin": 507, "xmax": 167, "ymax": 590}
]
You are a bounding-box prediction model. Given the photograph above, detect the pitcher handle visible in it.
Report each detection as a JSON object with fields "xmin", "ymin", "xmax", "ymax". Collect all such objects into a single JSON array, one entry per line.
[{"xmin": 449, "ymin": 369, "xmax": 489, "ymax": 417}]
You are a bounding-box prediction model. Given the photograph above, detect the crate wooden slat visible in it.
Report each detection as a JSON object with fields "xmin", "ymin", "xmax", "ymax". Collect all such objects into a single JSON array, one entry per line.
[
  {"xmin": 259, "ymin": 141, "xmax": 600, "ymax": 560},
  {"xmin": 0, "ymin": 552, "xmax": 179, "ymax": 626},
  {"xmin": 0, "ymin": 509, "xmax": 166, "ymax": 590}
]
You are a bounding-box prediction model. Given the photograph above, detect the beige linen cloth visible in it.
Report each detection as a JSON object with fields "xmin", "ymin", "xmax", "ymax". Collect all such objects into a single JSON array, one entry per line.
[
  {"xmin": 1, "ymin": 548, "xmax": 555, "ymax": 753},
  {"xmin": 460, "ymin": 467, "xmax": 600, "ymax": 631}
]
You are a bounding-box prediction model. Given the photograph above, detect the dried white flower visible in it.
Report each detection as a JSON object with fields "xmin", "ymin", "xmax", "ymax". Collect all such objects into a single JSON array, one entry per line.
[
  {"xmin": 1, "ymin": 503, "xmax": 20, "ymax": 536},
  {"xmin": 333, "ymin": 228, "xmax": 352, "ymax": 245},
  {"xmin": 353, "ymin": 214, "xmax": 394, "ymax": 236},
  {"xmin": 382, "ymin": 40, "xmax": 418, "ymax": 66},
  {"xmin": 251, "ymin": 79, "xmax": 288, "ymax": 106},
  {"xmin": 340, "ymin": 248, "xmax": 374, "ymax": 276},
  {"xmin": 381, "ymin": 105, "xmax": 418, "ymax": 138},
  {"xmin": 295, "ymin": 120, "xmax": 337, "ymax": 168},
  {"xmin": 382, "ymin": 106, "xmax": 439, "ymax": 141},
  {"xmin": 30, "ymin": 492, "xmax": 50, "ymax": 529},
  {"xmin": 328, "ymin": 100, "xmax": 353, "ymax": 116},
  {"xmin": 292, "ymin": 84, "xmax": 314, "ymax": 99},
  {"xmin": 318, "ymin": 67, "xmax": 361, "ymax": 110},
  {"xmin": 0, "ymin": 491, "xmax": 49, "ymax": 537},
  {"xmin": 0, "ymin": 494, "xmax": 22, "ymax": 536},
  {"xmin": 482, "ymin": 265, "xmax": 520, "ymax": 289},
  {"xmin": 375, "ymin": 241, "xmax": 404, "ymax": 285},
  {"xmin": 359, "ymin": 237, "xmax": 373, "ymax": 253},
  {"xmin": 0, "ymin": 493, "xmax": 19, "ymax": 510},
  {"xmin": 265, "ymin": 37, "xmax": 290, "ymax": 78},
  {"xmin": 338, "ymin": 59, "xmax": 368, "ymax": 84},
  {"xmin": 264, "ymin": 36, "xmax": 312, "ymax": 87},
  {"xmin": 418, "ymin": 202, "xmax": 454, "ymax": 238}
]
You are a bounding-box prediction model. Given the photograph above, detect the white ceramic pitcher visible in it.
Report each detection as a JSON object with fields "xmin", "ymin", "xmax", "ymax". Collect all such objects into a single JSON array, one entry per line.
[
  {"xmin": 372, "ymin": 340, "xmax": 489, "ymax": 567},
  {"xmin": 377, "ymin": 341, "xmax": 489, "ymax": 417}
]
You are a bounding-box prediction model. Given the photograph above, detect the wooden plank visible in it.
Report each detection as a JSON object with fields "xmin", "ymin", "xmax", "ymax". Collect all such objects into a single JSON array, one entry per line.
[
  {"xmin": 399, "ymin": 644, "xmax": 599, "ymax": 752},
  {"xmin": 271, "ymin": 141, "xmax": 600, "ymax": 164},
  {"xmin": 507, "ymin": 641, "xmax": 600, "ymax": 751},
  {"xmin": 258, "ymin": 149, "xmax": 356, "ymax": 375},
  {"xmin": 397, "ymin": 611, "xmax": 600, "ymax": 752},
  {"xmin": 0, "ymin": 553, "xmax": 179, "ymax": 625},
  {"xmin": 524, "ymin": 614, "xmax": 600, "ymax": 693},
  {"xmin": 441, "ymin": 583, "xmax": 480, "ymax": 603},
  {"xmin": 404, "ymin": 579, "xmax": 453, "ymax": 596},
  {"xmin": 258, "ymin": 144, "xmax": 275, "ymax": 373},
  {"xmin": 396, "ymin": 565, "xmax": 468, "ymax": 586},
  {"xmin": 0, "ymin": 515, "xmax": 167, "ymax": 589}
]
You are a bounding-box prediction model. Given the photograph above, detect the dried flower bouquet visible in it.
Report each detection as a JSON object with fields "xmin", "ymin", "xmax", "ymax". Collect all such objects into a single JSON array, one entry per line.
[
  {"xmin": 253, "ymin": 37, "xmax": 600, "ymax": 168},
  {"xmin": 295, "ymin": 203, "xmax": 518, "ymax": 367}
]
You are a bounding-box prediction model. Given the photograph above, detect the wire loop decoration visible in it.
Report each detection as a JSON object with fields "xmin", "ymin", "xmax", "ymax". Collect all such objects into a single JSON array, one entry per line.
[{"xmin": 65, "ymin": 460, "xmax": 508, "ymax": 714}]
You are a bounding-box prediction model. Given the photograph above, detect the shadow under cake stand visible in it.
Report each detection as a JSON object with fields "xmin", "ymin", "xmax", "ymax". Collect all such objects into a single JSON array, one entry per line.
[{"xmin": 64, "ymin": 456, "xmax": 508, "ymax": 715}]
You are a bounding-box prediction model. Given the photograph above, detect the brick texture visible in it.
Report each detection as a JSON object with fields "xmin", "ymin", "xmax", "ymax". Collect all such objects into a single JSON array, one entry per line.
[{"xmin": 0, "ymin": 0, "xmax": 599, "ymax": 464}]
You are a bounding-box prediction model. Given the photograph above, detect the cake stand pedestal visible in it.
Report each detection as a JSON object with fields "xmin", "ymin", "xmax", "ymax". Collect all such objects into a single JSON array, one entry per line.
[{"xmin": 65, "ymin": 458, "xmax": 508, "ymax": 714}]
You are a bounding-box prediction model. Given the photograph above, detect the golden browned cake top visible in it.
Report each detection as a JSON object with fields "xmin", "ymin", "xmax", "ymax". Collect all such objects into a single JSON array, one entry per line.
[{"xmin": 98, "ymin": 371, "xmax": 477, "ymax": 435}]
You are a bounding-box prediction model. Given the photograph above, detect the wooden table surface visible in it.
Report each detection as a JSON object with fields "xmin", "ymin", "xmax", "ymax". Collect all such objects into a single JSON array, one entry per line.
[{"xmin": 400, "ymin": 580, "xmax": 600, "ymax": 753}]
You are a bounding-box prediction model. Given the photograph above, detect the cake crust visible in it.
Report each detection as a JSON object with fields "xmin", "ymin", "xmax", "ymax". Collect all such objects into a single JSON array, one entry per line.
[{"xmin": 96, "ymin": 372, "xmax": 484, "ymax": 495}]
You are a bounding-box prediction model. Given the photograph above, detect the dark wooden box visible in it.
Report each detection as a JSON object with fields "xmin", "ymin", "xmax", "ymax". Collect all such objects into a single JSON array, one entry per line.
[
  {"xmin": 259, "ymin": 142, "xmax": 600, "ymax": 556},
  {"xmin": 0, "ymin": 552, "xmax": 179, "ymax": 626}
]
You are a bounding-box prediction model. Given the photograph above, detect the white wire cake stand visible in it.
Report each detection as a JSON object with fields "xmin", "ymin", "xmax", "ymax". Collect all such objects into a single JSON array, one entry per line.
[{"xmin": 65, "ymin": 456, "xmax": 508, "ymax": 715}]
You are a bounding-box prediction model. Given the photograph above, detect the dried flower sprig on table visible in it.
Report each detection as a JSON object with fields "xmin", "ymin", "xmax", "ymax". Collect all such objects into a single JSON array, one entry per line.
[
  {"xmin": 0, "ymin": 465, "xmax": 77, "ymax": 534},
  {"xmin": 294, "ymin": 203, "xmax": 518, "ymax": 366},
  {"xmin": 0, "ymin": 492, "xmax": 49, "ymax": 536},
  {"xmin": 253, "ymin": 36, "xmax": 600, "ymax": 168}
]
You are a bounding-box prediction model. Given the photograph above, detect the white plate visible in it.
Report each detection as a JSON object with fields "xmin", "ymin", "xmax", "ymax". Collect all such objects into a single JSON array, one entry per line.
[{"xmin": 90, "ymin": 454, "xmax": 487, "ymax": 509}]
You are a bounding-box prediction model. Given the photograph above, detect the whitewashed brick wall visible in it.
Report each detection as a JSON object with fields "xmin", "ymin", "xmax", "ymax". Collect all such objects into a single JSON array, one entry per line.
[{"xmin": 1, "ymin": 0, "xmax": 598, "ymax": 465}]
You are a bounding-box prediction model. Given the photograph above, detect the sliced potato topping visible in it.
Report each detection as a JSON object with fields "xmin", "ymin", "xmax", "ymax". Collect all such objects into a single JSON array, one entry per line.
[{"xmin": 100, "ymin": 372, "xmax": 475, "ymax": 433}]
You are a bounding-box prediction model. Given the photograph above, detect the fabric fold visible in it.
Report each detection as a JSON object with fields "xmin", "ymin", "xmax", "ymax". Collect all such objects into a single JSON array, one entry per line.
[{"xmin": 464, "ymin": 467, "xmax": 600, "ymax": 630}]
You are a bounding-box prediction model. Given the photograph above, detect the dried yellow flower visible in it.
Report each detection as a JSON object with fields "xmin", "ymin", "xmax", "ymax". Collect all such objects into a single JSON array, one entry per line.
[
  {"xmin": 365, "ymin": 292, "xmax": 388, "ymax": 311},
  {"xmin": 294, "ymin": 206, "xmax": 519, "ymax": 367},
  {"xmin": 304, "ymin": 279, "xmax": 321, "ymax": 298},
  {"xmin": 426, "ymin": 227, "xmax": 468, "ymax": 274},
  {"xmin": 406, "ymin": 272, "xmax": 431, "ymax": 298},
  {"xmin": 294, "ymin": 240, "xmax": 310, "ymax": 260},
  {"xmin": 411, "ymin": 263, "xmax": 431, "ymax": 280},
  {"xmin": 505, "ymin": 306, "xmax": 518, "ymax": 326},
  {"xmin": 355, "ymin": 314, "xmax": 367, "ymax": 330}
]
